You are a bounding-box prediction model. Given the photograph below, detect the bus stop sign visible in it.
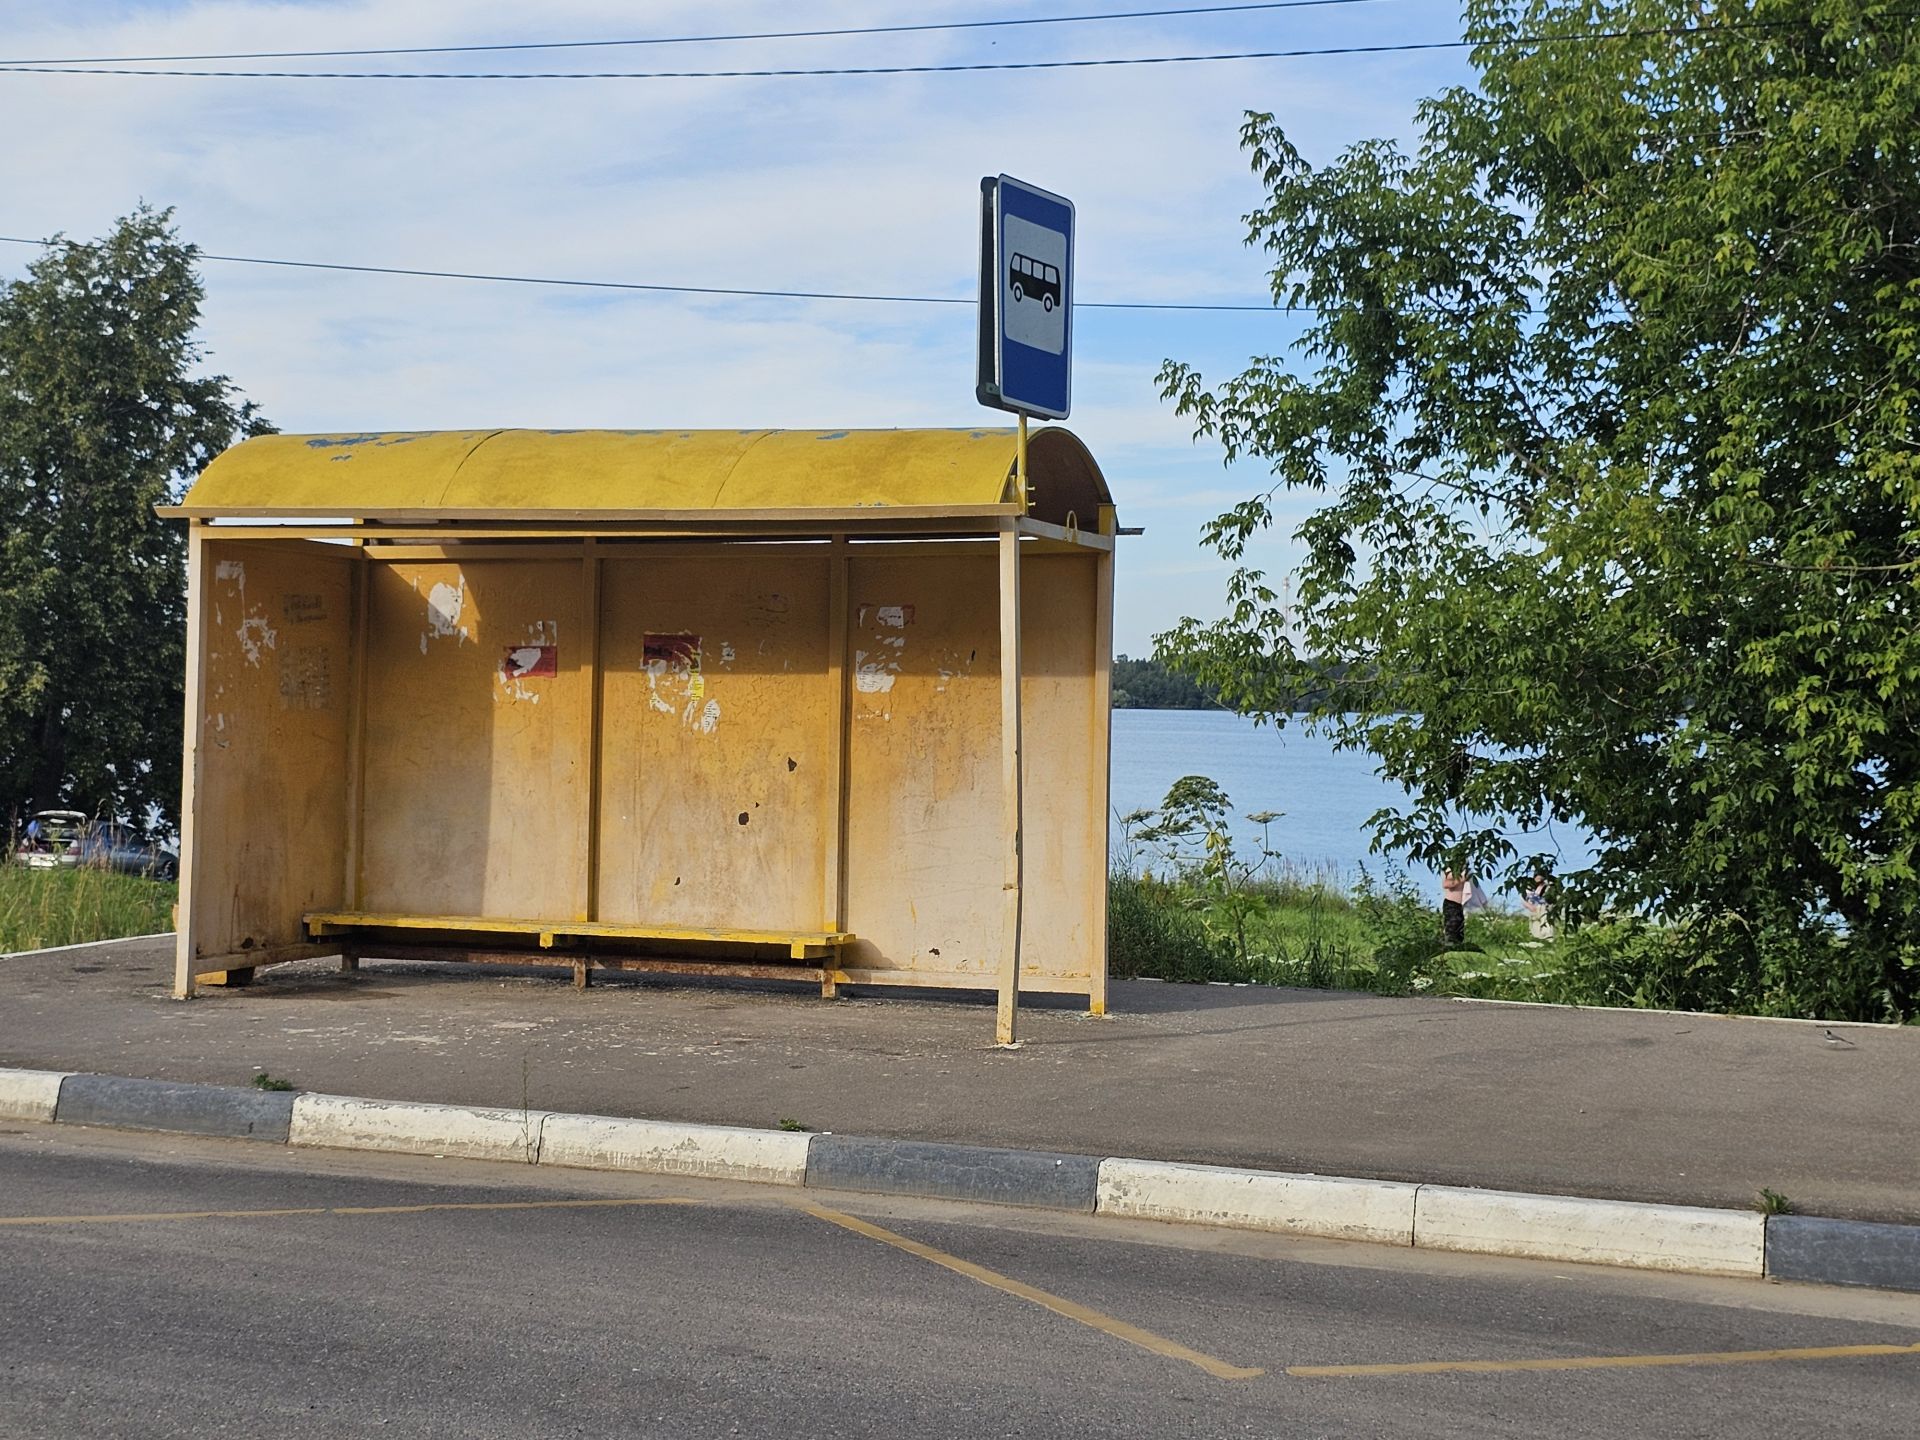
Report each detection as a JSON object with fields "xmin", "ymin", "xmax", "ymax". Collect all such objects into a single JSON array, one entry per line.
[{"xmin": 977, "ymin": 174, "xmax": 1074, "ymax": 420}]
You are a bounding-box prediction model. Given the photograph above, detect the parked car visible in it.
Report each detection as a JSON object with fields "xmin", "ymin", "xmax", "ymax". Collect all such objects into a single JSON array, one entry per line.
[
  {"xmin": 13, "ymin": 811, "xmax": 178, "ymax": 880},
  {"xmin": 13, "ymin": 810, "xmax": 86, "ymax": 870}
]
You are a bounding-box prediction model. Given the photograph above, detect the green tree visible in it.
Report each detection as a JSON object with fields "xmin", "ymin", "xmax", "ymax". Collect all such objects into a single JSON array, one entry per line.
[
  {"xmin": 0, "ymin": 207, "xmax": 268, "ymax": 834},
  {"xmin": 1111, "ymin": 654, "xmax": 1222, "ymax": 709},
  {"xmin": 1157, "ymin": 1, "xmax": 1920, "ymax": 1014}
]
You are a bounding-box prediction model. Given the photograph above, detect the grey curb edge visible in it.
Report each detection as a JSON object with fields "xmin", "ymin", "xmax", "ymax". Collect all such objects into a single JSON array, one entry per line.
[
  {"xmin": 807, "ymin": 1134, "xmax": 1100, "ymax": 1211},
  {"xmin": 56, "ymin": 1072, "xmax": 295, "ymax": 1142},
  {"xmin": 5, "ymin": 1064, "xmax": 1915, "ymax": 1293},
  {"xmin": 1766, "ymin": 1215, "xmax": 1920, "ymax": 1293}
]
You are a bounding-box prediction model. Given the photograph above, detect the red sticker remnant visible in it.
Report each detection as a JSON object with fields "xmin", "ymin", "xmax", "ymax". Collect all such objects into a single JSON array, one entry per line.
[
  {"xmin": 502, "ymin": 645, "xmax": 558, "ymax": 679},
  {"xmin": 643, "ymin": 633, "xmax": 701, "ymax": 670}
]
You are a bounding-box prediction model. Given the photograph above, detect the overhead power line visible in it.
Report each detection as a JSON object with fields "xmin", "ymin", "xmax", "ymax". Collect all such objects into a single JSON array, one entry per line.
[
  {"xmin": 0, "ymin": 1, "xmax": 1400, "ymax": 66},
  {"xmin": 0, "ymin": 234, "xmax": 1301, "ymax": 313},
  {"xmin": 0, "ymin": 21, "xmax": 1827, "ymax": 80}
]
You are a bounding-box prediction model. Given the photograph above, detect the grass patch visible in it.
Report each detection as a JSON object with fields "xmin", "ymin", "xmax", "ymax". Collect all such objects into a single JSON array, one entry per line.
[
  {"xmin": 1110, "ymin": 869, "xmax": 1910, "ymax": 1022},
  {"xmin": 0, "ymin": 864, "xmax": 176, "ymax": 953}
]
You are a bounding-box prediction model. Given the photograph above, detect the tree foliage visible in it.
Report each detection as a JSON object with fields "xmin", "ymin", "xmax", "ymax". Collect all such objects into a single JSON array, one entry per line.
[
  {"xmin": 1157, "ymin": 0, "xmax": 1920, "ymax": 1013},
  {"xmin": 1112, "ymin": 654, "xmax": 1223, "ymax": 709},
  {"xmin": 0, "ymin": 208, "xmax": 268, "ymax": 833}
]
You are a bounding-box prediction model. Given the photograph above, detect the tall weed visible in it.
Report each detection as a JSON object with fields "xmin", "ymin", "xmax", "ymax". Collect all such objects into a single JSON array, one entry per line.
[{"xmin": 0, "ymin": 864, "xmax": 176, "ymax": 953}]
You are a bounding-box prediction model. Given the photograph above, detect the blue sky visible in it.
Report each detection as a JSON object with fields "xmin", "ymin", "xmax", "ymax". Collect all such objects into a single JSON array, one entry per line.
[{"xmin": 0, "ymin": 1, "xmax": 1476, "ymax": 653}]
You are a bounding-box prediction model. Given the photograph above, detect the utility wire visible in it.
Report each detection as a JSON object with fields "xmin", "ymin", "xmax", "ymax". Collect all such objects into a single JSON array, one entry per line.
[
  {"xmin": 0, "ymin": 23, "xmax": 1810, "ymax": 80},
  {"xmin": 0, "ymin": 1, "xmax": 1401, "ymax": 66},
  {"xmin": 0, "ymin": 234, "xmax": 1305, "ymax": 313}
]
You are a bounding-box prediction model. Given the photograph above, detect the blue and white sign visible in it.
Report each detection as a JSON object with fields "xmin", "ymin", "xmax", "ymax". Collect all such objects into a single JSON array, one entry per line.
[{"xmin": 977, "ymin": 174, "xmax": 1074, "ymax": 420}]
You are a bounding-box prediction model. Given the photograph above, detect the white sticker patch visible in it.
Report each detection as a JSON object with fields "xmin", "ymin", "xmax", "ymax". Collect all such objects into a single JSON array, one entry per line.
[
  {"xmin": 236, "ymin": 614, "xmax": 277, "ymax": 667},
  {"xmin": 422, "ymin": 576, "xmax": 470, "ymax": 654},
  {"xmin": 854, "ymin": 649, "xmax": 898, "ymax": 694}
]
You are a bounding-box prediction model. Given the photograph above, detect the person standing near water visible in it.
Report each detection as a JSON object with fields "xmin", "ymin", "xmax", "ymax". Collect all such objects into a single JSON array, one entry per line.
[{"xmin": 1441, "ymin": 870, "xmax": 1471, "ymax": 947}]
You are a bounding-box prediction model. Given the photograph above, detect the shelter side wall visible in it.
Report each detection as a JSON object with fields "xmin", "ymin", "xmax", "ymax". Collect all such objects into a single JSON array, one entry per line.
[
  {"xmin": 595, "ymin": 553, "xmax": 834, "ymax": 931},
  {"xmin": 187, "ymin": 540, "xmax": 354, "ymax": 962},
  {"xmin": 1017, "ymin": 553, "xmax": 1103, "ymax": 982},
  {"xmin": 841, "ymin": 548, "xmax": 1099, "ymax": 984},
  {"xmin": 358, "ymin": 559, "xmax": 588, "ymax": 919}
]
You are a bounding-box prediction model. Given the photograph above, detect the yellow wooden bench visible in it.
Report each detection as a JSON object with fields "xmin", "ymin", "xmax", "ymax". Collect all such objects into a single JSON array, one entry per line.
[{"xmin": 302, "ymin": 911, "xmax": 856, "ymax": 995}]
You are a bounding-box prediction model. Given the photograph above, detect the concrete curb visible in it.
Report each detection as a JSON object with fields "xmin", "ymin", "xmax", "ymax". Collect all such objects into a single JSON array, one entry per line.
[
  {"xmin": 289, "ymin": 1093, "xmax": 548, "ymax": 1165},
  {"xmin": 1096, "ymin": 1158, "xmax": 1418, "ymax": 1246},
  {"xmin": 807, "ymin": 1135, "xmax": 1100, "ymax": 1211},
  {"xmin": 1766, "ymin": 1216, "xmax": 1920, "ymax": 1293},
  {"xmin": 6, "ymin": 1064, "xmax": 1915, "ymax": 1293},
  {"xmin": 1412, "ymin": 1184, "xmax": 1765, "ymax": 1278},
  {"xmin": 540, "ymin": 1112, "xmax": 809, "ymax": 1186},
  {"xmin": 56, "ymin": 1073, "xmax": 294, "ymax": 1142},
  {"xmin": 0, "ymin": 1067, "xmax": 70, "ymax": 1123}
]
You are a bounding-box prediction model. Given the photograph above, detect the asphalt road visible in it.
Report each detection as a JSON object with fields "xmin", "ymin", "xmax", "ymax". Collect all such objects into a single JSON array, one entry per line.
[{"xmin": 2, "ymin": 1128, "xmax": 1917, "ymax": 1438}]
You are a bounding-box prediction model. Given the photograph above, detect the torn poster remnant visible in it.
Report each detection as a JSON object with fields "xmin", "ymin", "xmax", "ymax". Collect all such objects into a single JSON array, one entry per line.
[
  {"xmin": 279, "ymin": 646, "xmax": 334, "ymax": 710},
  {"xmin": 502, "ymin": 645, "xmax": 558, "ymax": 679},
  {"xmin": 642, "ymin": 632, "xmax": 720, "ymax": 733}
]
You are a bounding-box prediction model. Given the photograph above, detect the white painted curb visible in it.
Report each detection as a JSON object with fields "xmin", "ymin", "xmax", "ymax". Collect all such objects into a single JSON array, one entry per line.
[
  {"xmin": 1096, "ymin": 1157, "xmax": 1418, "ymax": 1246},
  {"xmin": 539, "ymin": 1113, "xmax": 811, "ymax": 1186},
  {"xmin": 1413, "ymin": 1185, "xmax": 1766, "ymax": 1277},
  {"xmin": 289, "ymin": 1093, "xmax": 548, "ymax": 1165},
  {"xmin": 0, "ymin": 1066, "xmax": 69, "ymax": 1123}
]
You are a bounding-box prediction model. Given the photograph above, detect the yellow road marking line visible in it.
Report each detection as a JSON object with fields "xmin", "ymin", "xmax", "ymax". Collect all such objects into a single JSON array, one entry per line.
[
  {"xmin": 801, "ymin": 1202, "xmax": 1264, "ymax": 1382},
  {"xmin": 0, "ymin": 1197, "xmax": 696, "ymax": 1227},
  {"xmin": 1288, "ymin": 1340, "xmax": 1920, "ymax": 1379}
]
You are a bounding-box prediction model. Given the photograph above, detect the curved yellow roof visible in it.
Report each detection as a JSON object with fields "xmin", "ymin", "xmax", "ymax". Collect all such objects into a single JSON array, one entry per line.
[{"xmin": 178, "ymin": 427, "xmax": 1112, "ymax": 528}]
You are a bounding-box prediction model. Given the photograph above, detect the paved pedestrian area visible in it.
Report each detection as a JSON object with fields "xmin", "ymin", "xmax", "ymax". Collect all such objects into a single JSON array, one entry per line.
[{"xmin": 4, "ymin": 938, "xmax": 1915, "ymax": 1222}]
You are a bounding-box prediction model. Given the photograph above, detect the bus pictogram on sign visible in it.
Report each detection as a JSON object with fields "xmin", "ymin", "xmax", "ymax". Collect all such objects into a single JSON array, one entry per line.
[{"xmin": 1008, "ymin": 253, "xmax": 1061, "ymax": 312}]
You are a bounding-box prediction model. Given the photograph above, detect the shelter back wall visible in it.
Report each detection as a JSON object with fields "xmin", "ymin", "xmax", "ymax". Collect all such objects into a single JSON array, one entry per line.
[{"xmin": 216, "ymin": 541, "xmax": 1101, "ymax": 984}]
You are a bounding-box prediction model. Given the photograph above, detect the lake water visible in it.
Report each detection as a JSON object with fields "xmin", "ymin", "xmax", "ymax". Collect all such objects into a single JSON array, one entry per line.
[{"xmin": 1108, "ymin": 709, "xmax": 1593, "ymax": 895}]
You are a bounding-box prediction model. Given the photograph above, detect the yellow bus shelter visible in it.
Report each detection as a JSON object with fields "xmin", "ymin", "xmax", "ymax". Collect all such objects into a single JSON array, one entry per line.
[{"xmin": 163, "ymin": 428, "xmax": 1118, "ymax": 1041}]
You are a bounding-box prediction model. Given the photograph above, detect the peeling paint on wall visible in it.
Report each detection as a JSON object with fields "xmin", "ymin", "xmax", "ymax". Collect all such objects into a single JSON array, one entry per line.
[
  {"xmin": 236, "ymin": 613, "xmax": 278, "ymax": 668},
  {"xmin": 853, "ymin": 650, "xmax": 898, "ymax": 695},
  {"xmin": 852, "ymin": 602, "xmax": 913, "ymax": 716},
  {"xmin": 421, "ymin": 575, "xmax": 470, "ymax": 655},
  {"xmin": 210, "ymin": 558, "xmax": 278, "ymax": 668},
  {"xmin": 933, "ymin": 644, "xmax": 976, "ymax": 695}
]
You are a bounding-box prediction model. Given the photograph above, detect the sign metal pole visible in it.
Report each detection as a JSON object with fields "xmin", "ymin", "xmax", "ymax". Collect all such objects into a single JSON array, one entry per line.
[{"xmin": 978, "ymin": 173, "xmax": 1071, "ymax": 1047}]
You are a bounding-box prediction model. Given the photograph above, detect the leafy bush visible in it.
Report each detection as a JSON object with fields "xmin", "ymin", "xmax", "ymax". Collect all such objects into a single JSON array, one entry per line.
[
  {"xmin": 1351, "ymin": 869, "xmax": 1449, "ymax": 995},
  {"xmin": 1540, "ymin": 915, "xmax": 1911, "ymax": 1023}
]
